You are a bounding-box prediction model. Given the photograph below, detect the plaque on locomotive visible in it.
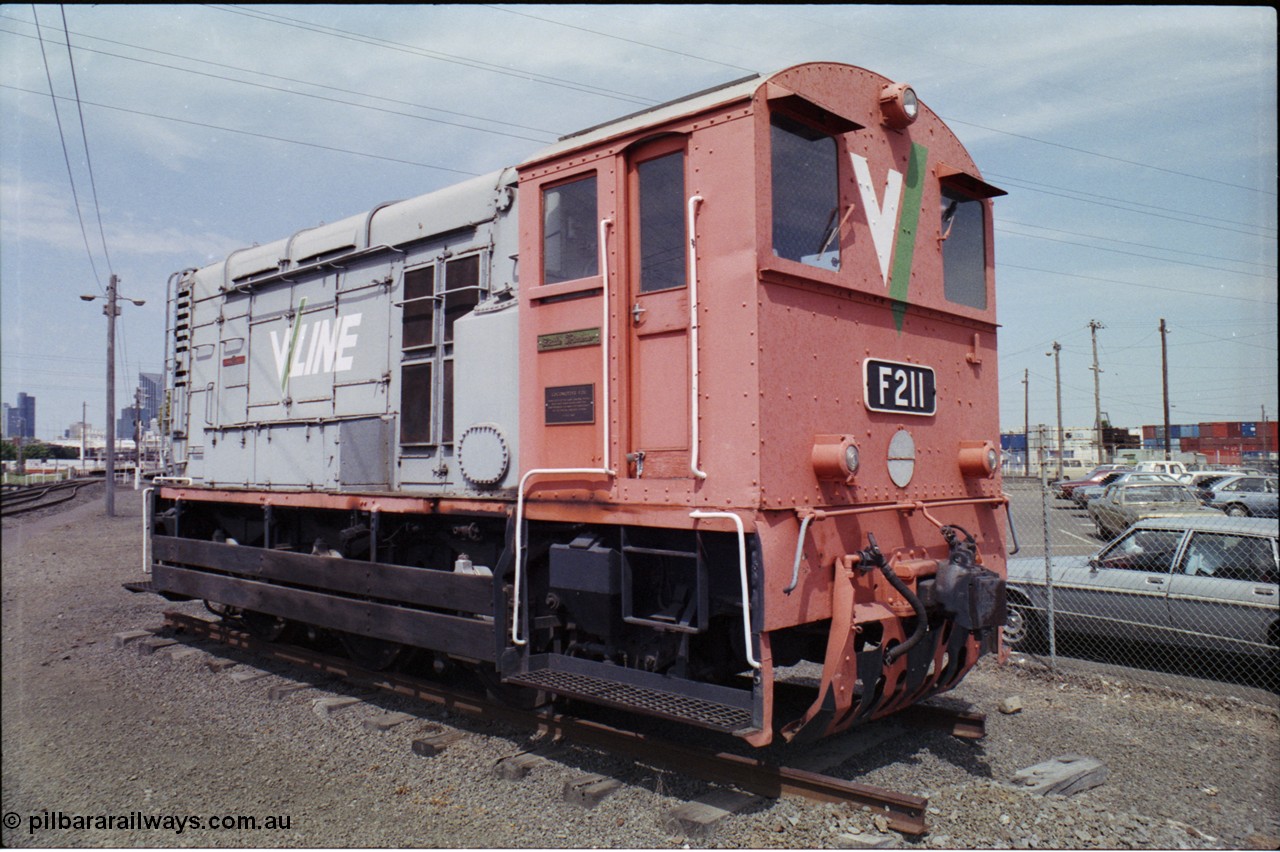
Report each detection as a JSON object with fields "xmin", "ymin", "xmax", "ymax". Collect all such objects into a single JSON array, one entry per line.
[
  {"xmin": 544, "ymin": 383, "xmax": 596, "ymax": 425},
  {"xmin": 864, "ymin": 358, "xmax": 937, "ymax": 416}
]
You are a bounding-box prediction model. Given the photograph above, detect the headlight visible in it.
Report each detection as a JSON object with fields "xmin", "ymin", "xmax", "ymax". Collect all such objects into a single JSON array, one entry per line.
[{"xmin": 880, "ymin": 82, "xmax": 919, "ymax": 129}]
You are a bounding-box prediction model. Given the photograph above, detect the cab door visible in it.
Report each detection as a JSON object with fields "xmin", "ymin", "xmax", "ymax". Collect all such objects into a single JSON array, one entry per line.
[{"xmin": 624, "ymin": 137, "xmax": 691, "ymax": 480}]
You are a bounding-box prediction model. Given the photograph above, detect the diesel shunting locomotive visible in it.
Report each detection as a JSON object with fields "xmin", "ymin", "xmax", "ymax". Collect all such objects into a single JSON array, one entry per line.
[{"xmin": 145, "ymin": 62, "xmax": 1009, "ymax": 746}]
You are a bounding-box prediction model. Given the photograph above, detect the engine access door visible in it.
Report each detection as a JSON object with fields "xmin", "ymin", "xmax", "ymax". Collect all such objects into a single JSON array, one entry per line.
[{"xmin": 625, "ymin": 137, "xmax": 691, "ymax": 480}]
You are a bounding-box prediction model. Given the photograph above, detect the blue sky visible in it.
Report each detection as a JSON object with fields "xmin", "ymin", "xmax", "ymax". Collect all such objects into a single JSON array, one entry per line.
[{"xmin": 1, "ymin": 4, "xmax": 1275, "ymax": 441}]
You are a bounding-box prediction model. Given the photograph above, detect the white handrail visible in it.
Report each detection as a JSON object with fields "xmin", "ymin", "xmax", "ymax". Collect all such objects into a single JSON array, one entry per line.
[
  {"xmin": 511, "ymin": 219, "xmax": 618, "ymax": 647},
  {"xmin": 689, "ymin": 509, "xmax": 759, "ymax": 669},
  {"xmin": 142, "ymin": 487, "xmax": 153, "ymax": 575},
  {"xmin": 512, "ymin": 468, "xmax": 613, "ymax": 645},
  {"xmin": 687, "ymin": 196, "xmax": 707, "ymax": 479},
  {"xmin": 599, "ymin": 217, "xmax": 614, "ymax": 467}
]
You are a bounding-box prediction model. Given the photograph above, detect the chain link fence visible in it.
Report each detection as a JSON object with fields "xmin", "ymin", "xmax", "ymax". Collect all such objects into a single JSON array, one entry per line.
[{"xmin": 1001, "ymin": 469, "xmax": 1279, "ymax": 694}]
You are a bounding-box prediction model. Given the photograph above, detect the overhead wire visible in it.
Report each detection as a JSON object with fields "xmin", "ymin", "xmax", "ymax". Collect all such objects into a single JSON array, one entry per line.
[
  {"xmin": 30, "ymin": 5, "xmax": 103, "ymax": 292},
  {"xmin": 58, "ymin": 6, "xmax": 113, "ymax": 277}
]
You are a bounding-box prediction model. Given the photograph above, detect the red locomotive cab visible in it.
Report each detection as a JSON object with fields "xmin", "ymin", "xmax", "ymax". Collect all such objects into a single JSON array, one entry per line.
[{"xmin": 514, "ymin": 62, "xmax": 1008, "ymax": 744}]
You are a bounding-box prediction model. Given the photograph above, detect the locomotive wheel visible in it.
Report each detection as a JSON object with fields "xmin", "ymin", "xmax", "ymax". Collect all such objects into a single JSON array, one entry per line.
[
  {"xmin": 241, "ymin": 610, "xmax": 293, "ymax": 642},
  {"xmin": 339, "ymin": 633, "xmax": 403, "ymax": 671}
]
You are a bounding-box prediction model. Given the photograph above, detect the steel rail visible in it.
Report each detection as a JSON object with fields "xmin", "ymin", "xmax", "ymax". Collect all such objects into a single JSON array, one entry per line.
[
  {"xmin": 161, "ymin": 610, "xmax": 931, "ymax": 834},
  {"xmin": 1, "ymin": 478, "xmax": 98, "ymax": 517}
]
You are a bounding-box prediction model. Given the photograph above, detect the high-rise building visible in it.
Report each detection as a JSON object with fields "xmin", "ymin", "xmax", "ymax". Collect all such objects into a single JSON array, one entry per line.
[
  {"xmin": 117, "ymin": 372, "xmax": 163, "ymax": 439},
  {"xmin": 6, "ymin": 393, "xmax": 35, "ymax": 439}
]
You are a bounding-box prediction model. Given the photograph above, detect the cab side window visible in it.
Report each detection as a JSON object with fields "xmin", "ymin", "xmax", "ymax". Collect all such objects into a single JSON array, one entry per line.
[
  {"xmin": 940, "ymin": 190, "xmax": 987, "ymax": 309},
  {"xmin": 770, "ymin": 113, "xmax": 839, "ymax": 271},
  {"xmin": 543, "ymin": 175, "xmax": 598, "ymax": 284}
]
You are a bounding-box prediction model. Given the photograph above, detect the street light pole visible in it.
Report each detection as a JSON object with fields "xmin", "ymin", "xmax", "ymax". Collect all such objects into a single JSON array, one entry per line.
[{"xmin": 82, "ymin": 275, "xmax": 144, "ymax": 517}]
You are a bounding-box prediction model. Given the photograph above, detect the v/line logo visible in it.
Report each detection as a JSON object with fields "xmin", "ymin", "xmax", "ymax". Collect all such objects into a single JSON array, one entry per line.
[{"xmin": 269, "ymin": 303, "xmax": 363, "ymax": 391}]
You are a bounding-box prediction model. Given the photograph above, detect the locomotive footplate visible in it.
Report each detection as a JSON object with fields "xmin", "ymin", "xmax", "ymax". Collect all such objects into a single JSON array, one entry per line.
[{"xmin": 504, "ymin": 653, "xmax": 759, "ymax": 736}]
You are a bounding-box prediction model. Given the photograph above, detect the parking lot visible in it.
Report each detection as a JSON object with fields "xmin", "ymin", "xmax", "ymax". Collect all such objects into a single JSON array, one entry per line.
[
  {"xmin": 1003, "ymin": 476, "xmax": 1105, "ymax": 561},
  {"xmin": 1001, "ymin": 475, "xmax": 1278, "ymax": 699}
]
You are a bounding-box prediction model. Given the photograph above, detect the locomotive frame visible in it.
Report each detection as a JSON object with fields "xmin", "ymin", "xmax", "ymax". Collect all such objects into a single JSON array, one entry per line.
[{"xmin": 146, "ymin": 62, "xmax": 1010, "ymax": 747}]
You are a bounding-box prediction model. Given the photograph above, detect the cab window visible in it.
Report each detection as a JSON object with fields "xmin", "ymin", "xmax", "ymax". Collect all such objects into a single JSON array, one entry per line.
[
  {"xmin": 543, "ymin": 175, "xmax": 598, "ymax": 284},
  {"xmin": 940, "ymin": 189, "xmax": 987, "ymax": 309},
  {"xmin": 770, "ymin": 114, "xmax": 839, "ymax": 271}
]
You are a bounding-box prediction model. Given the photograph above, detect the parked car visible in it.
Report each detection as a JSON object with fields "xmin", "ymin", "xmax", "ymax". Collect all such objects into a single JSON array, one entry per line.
[
  {"xmin": 1205, "ymin": 475, "xmax": 1279, "ymax": 518},
  {"xmin": 1073, "ymin": 471, "xmax": 1179, "ymax": 508},
  {"xmin": 1186, "ymin": 471, "xmax": 1247, "ymax": 504},
  {"xmin": 1134, "ymin": 460, "xmax": 1193, "ymax": 482},
  {"xmin": 1003, "ymin": 516, "xmax": 1279, "ymax": 659},
  {"xmin": 1052, "ymin": 464, "xmax": 1131, "ymax": 500},
  {"xmin": 1087, "ymin": 481, "xmax": 1223, "ymax": 540}
]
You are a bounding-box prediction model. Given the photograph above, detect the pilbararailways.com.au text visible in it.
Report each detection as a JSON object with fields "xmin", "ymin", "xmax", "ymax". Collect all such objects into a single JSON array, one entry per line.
[{"xmin": 6, "ymin": 810, "xmax": 292, "ymax": 835}]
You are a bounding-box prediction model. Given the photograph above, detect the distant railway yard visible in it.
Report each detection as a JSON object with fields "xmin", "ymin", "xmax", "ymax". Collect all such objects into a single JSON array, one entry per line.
[{"xmin": 2, "ymin": 485, "xmax": 1277, "ymax": 849}]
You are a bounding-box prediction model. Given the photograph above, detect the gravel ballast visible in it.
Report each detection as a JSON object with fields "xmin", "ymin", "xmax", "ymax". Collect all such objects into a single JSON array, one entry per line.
[{"xmin": 3, "ymin": 486, "xmax": 1277, "ymax": 848}]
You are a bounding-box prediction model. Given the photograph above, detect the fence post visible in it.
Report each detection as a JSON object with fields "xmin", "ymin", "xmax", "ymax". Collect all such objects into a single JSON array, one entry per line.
[{"xmin": 1039, "ymin": 427, "xmax": 1057, "ymax": 668}]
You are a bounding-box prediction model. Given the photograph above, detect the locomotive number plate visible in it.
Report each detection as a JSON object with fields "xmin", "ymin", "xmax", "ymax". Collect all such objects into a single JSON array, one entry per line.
[{"xmin": 864, "ymin": 359, "xmax": 936, "ymax": 416}]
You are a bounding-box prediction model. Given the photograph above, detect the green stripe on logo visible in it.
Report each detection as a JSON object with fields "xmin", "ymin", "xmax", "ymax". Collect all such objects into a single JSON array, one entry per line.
[
  {"xmin": 888, "ymin": 143, "xmax": 928, "ymax": 332},
  {"xmin": 281, "ymin": 296, "xmax": 307, "ymax": 394}
]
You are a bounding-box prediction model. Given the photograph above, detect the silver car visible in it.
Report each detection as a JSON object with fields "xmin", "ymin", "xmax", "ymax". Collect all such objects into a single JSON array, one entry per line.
[
  {"xmin": 1206, "ymin": 475, "xmax": 1279, "ymax": 518},
  {"xmin": 1087, "ymin": 481, "xmax": 1223, "ymax": 540},
  {"xmin": 1072, "ymin": 471, "xmax": 1178, "ymax": 507},
  {"xmin": 1003, "ymin": 516, "xmax": 1279, "ymax": 659}
]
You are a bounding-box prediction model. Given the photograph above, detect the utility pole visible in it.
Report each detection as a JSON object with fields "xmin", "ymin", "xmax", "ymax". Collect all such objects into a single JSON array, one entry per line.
[
  {"xmin": 1089, "ymin": 320, "xmax": 1105, "ymax": 465},
  {"xmin": 1022, "ymin": 369, "xmax": 1030, "ymax": 477},
  {"xmin": 82, "ymin": 275, "xmax": 145, "ymax": 517},
  {"xmin": 80, "ymin": 401, "xmax": 87, "ymax": 475},
  {"xmin": 1047, "ymin": 342, "xmax": 1064, "ymax": 480},
  {"xmin": 1160, "ymin": 319, "xmax": 1171, "ymax": 461},
  {"xmin": 1263, "ymin": 405, "xmax": 1269, "ymax": 466}
]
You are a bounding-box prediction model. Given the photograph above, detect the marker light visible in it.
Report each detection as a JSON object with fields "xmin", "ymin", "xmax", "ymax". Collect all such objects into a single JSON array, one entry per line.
[
  {"xmin": 880, "ymin": 82, "xmax": 919, "ymax": 129},
  {"xmin": 812, "ymin": 435, "xmax": 860, "ymax": 485},
  {"xmin": 959, "ymin": 440, "xmax": 999, "ymax": 478}
]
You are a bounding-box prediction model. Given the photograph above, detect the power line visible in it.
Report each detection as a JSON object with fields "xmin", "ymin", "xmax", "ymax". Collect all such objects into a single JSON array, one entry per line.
[
  {"xmin": 58, "ymin": 6, "xmax": 113, "ymax": 276},
  {"xmin": 479, "ymin": 4, "xmax": 759, "ymax": 74},
  {"xmin": 996, "ymin": 225, "xmax": 1276, "ymax": 280},
  {"xmin": 1000, "ymin": 262, "xmax": 1277, "ymax": 306},
  {"xmin": 30, "ymin": 5, "xmax": 102, "ymax": 292},
  {"xmin": 0, "ymin": 24, "xmax": 560, "ymax": 144},
  {"xmin": 998, "ymin": 218, "xmax": 1276, "ymax": 272},
  {"xmin": 990, "ymin": 175, "xmax": 1274, "ymax": 240},
  {"xmin": 201, "ymin": 4, "xmax": 658, "ymax": 107},
  {"xmin": 0, "ymin": 83, "xmax": 485, "ymax": 176},
  {"xmin": 949, "ymin": 117, "xmax": 1276, "ymax": 197}
]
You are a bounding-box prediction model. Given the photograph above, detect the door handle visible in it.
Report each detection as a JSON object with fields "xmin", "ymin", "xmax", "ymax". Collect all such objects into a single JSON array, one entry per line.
[
  {"xmin": 1146, "ymin": 577, "xmax": 1166, "ymax": 585},
  {"xmin": 1254, "ymin": 587, "xmax": 1276, "ymax": 596},
  {"xmin": 631, "ymin": 302, "xmax": 647, "ymax": 325}
]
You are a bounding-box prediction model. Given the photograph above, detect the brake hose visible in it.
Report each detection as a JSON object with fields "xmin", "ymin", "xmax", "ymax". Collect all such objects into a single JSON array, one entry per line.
[{"xmin": 855, "ymin": 533, "xmax": 929, "ymax": 663}]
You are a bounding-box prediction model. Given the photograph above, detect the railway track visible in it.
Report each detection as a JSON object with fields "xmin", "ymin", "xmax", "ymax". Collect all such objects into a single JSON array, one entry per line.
[
  {"xmin": 154, "ymin": 609, "xmax": 986, "ymax": 836},
  {"xmin": 0, "ymin": 476, "xmax": 101, "ymax": 518}
]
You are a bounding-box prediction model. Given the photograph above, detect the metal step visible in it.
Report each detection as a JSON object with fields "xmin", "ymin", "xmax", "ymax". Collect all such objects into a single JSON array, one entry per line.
[{"xmin": 505, "ymin": 661, "xmax": 755, "ymax": 735}]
